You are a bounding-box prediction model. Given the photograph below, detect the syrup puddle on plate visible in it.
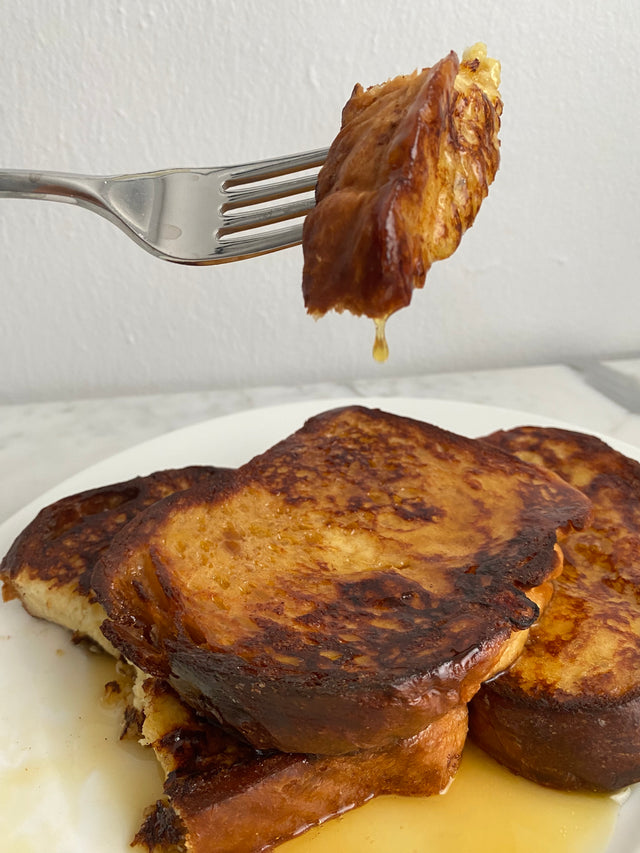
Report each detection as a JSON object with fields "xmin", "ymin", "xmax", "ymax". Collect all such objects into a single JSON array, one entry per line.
[{"xmin": 280, "ymin": 741, "xmax": 620, "ymax": 853}]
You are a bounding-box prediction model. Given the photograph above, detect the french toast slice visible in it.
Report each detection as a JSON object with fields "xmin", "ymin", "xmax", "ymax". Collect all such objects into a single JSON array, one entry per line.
[
  {"xmin": 132, "ymin": 676, "xmax": 467, "ymax": 853},
  {"xmin": 0, "ymin": 464, "xmax": 466, "ymax": 852},
  {"xmin": 469, "ymin": 426, "xmax": 640, "ymax": 792},
  {"xmin": 94, "ymin": 405, "xmax": 591, "ymax": 755},
  {"xmin": 301, "ymin": 44, "xmax": 501, "ymax": 358},
  {"xmin": 134, "ymin": 587, "xmax": 550, "ymax": 853},
  {"xmin": 0, "ymin": 465, "xmax": 231, "ymax": 654}
]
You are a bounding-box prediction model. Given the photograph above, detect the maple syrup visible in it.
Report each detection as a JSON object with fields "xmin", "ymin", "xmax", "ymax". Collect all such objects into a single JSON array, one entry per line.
[
  {"xmin": 280, "ymin": 742, "xmax": 620, "ymax": 853},
  {"xmin": 373, "ymin": 317, "xmax": 389, "ymax": 362}
]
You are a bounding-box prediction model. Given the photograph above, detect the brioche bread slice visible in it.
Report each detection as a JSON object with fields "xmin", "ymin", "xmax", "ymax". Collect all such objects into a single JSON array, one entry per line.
[
  {"xmin": 94, "ymin": 405, "xmax": 591, "ymax": 755},
  {"xmin": 132, "ymin": 675, "xmax": 467, "ymax": 853},
  {"xmin": 0, "ymin": 464, "xmax": 466, "ymax": 852},
  {"xmin": 134, "ymin": 588, "xmax": 549, "ymax": 853},
  {"xmin": 469, "ymin": 426, "xmax": 640, "ymax": 791},
  {"xmin": 0, "ymin": 465, "xmax": 230, "ymax": 653}
]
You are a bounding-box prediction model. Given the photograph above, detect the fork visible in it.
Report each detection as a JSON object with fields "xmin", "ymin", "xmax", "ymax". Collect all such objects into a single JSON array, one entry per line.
[{"xmin": 0, "ymin": 147, "xmax": 328, "ymax": 264}]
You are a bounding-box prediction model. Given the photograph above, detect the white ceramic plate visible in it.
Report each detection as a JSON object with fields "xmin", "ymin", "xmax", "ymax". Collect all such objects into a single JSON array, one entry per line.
[{"xmin": 0, "ymin": 397, "xmax": 638, "ymax": 853}]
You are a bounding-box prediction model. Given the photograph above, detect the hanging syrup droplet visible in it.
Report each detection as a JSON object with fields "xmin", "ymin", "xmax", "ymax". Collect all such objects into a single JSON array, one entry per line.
[{"xmin": 372, "ymin": 318, "xmax": 389, "ymax": 363}]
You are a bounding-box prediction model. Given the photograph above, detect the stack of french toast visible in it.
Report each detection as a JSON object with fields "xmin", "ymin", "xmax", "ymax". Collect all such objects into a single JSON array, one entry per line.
[{"xmin": 2, "ymin": 403, "xmax": 639, "ymax": 852}]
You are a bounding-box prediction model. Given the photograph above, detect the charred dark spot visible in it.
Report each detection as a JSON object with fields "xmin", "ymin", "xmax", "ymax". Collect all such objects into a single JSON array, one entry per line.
[
  {"xmin": 336, "ymin": 572, "xmax": 433, "ymax": 611},
  {"xmin": 132, "ymin": 577, "xmax": 152, "ymax": 603},
  {"xmin": 157, "ymin": 726, "xmax": 212, "ymax": 770},
  {"xmin": 120, "ymin": 703, "xmax": 144, "ymax": 740},
  {"xmin": 133, "ymin": 799, "xmax": 187, "ymax": 852},
  {"xmin": 45, "ymin": 487, "xmax": 140, "ymax": 542},
  {"xmin": 394, "ymin": 501, "xmax": 445, "ymax": 522}
]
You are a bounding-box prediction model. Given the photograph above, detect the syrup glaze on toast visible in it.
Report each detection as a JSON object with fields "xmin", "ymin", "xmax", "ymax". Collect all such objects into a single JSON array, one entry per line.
[
  {"xmin": 94, "ymin": 406, "xmax": 591, "ymax": 755},
  {"xmin": 470, "ymin": 426, "xmax": 640, "ymax": 791}
]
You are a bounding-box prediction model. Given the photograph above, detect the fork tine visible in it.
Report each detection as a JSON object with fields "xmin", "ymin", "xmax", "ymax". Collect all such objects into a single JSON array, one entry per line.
[
  {"xmin": 0, "ymin": 148, "xmax": 329, "ymax": 265},
  {"xmin": 213, "ymin": 221, "xmax": 304, "ymax": 262},
  {"xmin": 221, "ymin": 195, "xmax": 315, "ymax": 235},
  {"xmin": 224, "ymin": 171, "xmax": 319, "ymax": 209},
  {"xmin": 225, "ymin": 147, "xmax": 328, "ymax": 184}
]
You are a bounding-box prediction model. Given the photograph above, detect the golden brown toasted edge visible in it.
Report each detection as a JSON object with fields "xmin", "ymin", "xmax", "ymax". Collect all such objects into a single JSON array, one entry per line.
[
  {"xmin": 469, "ymin": 425, "xmax": 640, "ymax": 791},
  {"xmin": 132, "ymin": 674, "xmax": 468, "ymax": 853},
  {"xmin": 301, "ymin": 44, "xmax": 501, "ymax": 322},
  {"xmin": 94, "ymin": 405, "xmax": 591, "ymax": 755},
  {"xmin": 0, "ymin": 465, "xmax": 233, "ymax": 652}
]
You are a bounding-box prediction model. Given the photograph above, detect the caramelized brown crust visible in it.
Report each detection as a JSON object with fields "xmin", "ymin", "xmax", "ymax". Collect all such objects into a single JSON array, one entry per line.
[
  {"xmin": 0, "ymin": 466, "xmax": 231, "ymax": 648},
  {"xmin": 134, "ymin": 678, "xmax": 467, "ymax": 853},
  {"xmin": 469, "ymin": 426, "xmax": 640, "ymax": 791},
  {"xmin": 301, "ymin": 44, "xmax": 502, "ymax": 321},
  {"xmin": 1, "ymin": 466, "xmax": 229, "ymax": 598},
  {"xmin": 94, "ymin": 406, "xmax": 590, "ymax": 755}
]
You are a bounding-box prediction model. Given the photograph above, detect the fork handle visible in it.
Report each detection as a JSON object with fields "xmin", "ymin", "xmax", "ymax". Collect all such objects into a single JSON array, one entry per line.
[{"xmin": 0, "ymin": 169, "xmax": 105, "ymax": 209}]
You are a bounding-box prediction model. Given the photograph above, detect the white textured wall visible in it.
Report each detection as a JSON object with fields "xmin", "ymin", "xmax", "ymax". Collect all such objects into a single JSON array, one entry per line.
[{"xmin": 1, "ymin": 0, "xmax": 639, "ymax": 403}]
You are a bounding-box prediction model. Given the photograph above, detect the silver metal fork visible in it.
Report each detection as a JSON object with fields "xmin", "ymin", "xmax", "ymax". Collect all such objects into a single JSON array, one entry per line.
[{"xmin": 0, "ymin": 147, "xmax": 328, "ymax": 264}]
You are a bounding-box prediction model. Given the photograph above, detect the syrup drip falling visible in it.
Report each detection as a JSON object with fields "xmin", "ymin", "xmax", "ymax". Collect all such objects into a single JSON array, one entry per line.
[{"xmin": 372, "ymin": 317, "xmax": 389, "ymax": 363}]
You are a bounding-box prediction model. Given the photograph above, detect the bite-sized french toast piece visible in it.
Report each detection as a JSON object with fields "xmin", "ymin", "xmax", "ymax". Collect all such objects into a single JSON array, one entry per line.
[
  {"xmin": 95, "ymin": 405, "xmax": 590, "ymax": 756},
  {"xmin": 132, "ymin": 676, "xmax": 468, "ymax": 853},
  {"xmin": 469, "ymin": 426, "xmax": 640, "ymax": 792},
  {"xmin": 0, "ymin": 466, "xmax": 232, "ymax": 653},
  {"xmin": 302, "ymin": 43, "xmax": 501, "ymax": 354}
]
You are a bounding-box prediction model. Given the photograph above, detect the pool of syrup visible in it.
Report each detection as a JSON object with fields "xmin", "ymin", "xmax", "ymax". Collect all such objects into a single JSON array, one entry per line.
[{"xmin": 281, "ymin": 741, "xmax": 620, "ymax": 853}]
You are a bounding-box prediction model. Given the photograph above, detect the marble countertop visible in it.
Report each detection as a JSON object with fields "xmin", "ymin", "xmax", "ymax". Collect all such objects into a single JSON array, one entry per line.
[{"xmin": 1, "ymin": 357, "xmax": 640, "ymax": 526}]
